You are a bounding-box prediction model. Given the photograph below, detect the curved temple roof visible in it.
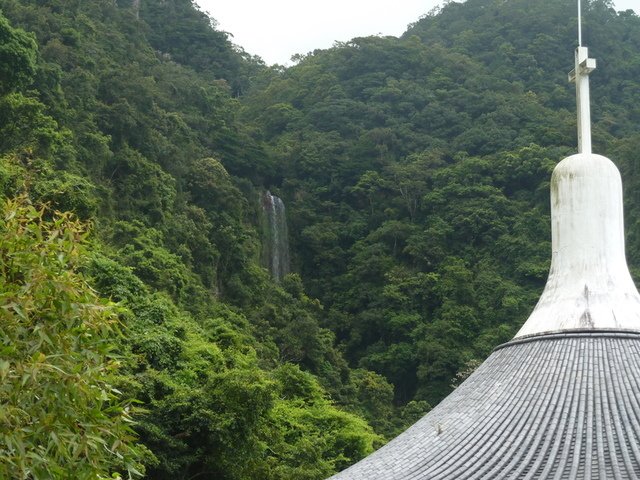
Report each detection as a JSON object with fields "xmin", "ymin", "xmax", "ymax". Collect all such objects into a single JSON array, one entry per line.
[{"xmin": 330, "ymin": 331, "xmax": 640, "ymax": 480}]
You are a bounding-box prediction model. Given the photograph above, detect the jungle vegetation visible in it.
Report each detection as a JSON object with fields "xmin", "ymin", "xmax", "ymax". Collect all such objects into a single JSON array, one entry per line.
[{"xmin": 0, "ymin": 0, "xmax": 639, "ymax": 478}]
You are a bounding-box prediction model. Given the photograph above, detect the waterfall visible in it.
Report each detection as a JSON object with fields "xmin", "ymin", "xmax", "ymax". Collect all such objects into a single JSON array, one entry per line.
[{"xmin": 261, "ymin": 191, "xmax": 290, "ymax": 282}]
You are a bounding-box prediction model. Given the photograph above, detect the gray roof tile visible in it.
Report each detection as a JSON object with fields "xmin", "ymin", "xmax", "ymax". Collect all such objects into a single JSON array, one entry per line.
[{"xmin": 329, "ymin": 332, "xmax": 640, "ymax": 479}]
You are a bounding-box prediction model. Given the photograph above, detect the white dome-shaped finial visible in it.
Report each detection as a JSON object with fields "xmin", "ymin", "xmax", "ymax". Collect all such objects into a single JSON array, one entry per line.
[{"xmin": 515, "ymin": 154, "xmax": 640, "ymax": 337}]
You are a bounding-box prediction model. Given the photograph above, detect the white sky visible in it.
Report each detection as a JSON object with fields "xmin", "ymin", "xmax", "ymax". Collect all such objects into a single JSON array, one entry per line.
[{"xmin": 196, "ymin": 0, "xmax": 640, "ymax": 66}]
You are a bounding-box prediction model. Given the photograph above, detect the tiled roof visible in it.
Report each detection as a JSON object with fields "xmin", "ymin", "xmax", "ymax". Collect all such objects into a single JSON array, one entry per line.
[{"xmin": 330, "ymin": 331, "xmax": 640, "ymax": 479}]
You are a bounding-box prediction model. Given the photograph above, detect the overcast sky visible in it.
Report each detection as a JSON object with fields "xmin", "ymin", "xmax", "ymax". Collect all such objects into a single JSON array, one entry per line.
[{"xmin": 196, "ymin": 0, "xmax": 640, "ymax": 66}]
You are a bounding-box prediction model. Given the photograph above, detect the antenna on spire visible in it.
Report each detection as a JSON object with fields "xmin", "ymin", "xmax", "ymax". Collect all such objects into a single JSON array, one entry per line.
[
  {"xmin": 568, "ymin": 0, "xmax": 596, "ymax": 154},
  {"xmin": 578, "ymin": 0, "xmax": 582, "ymax": 46}
]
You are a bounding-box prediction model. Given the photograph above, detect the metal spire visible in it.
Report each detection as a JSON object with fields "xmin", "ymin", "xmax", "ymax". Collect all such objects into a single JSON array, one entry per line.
[
  {"xmin": 578, "ymin": 0, "xmax": 582, "ymax": 46},
  {"xmin": 568, "ymin": 0, "xmax": 596, "ymax": 154}
]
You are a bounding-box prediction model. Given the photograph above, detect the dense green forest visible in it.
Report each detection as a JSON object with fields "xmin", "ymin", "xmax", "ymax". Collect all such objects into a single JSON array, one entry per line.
[{"xmin": 1, "ymin": 0, "xmax": 639, "ymax": 478}]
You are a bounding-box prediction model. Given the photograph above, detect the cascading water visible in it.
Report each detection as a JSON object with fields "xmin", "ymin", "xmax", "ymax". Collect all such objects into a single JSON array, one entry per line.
[{"xmin": 261, "ymin": 191, "xmax": 290, "ymax": 282}]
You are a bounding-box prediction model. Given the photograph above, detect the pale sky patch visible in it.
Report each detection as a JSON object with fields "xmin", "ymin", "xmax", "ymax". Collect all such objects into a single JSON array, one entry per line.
[{"xmin": 196, "ymin": 0, "xmax": 640, "ymax": 66}]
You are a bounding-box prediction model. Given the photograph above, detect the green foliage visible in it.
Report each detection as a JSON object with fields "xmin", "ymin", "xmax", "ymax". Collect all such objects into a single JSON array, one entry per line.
[
  {"xmin": 2, "ymin": 0, "xmax": 640, "ymax": 477},
  {"xmin": 266, "ymin": 365, "xmax": 380, "ymax": 479},
  {"xmin": 0, "ymin": 4, "xmax": 384, "ymax": 479},
  {"xmin": 347, "ymin": 369, "xmax": 395, "ymax": 434},
  {"xmin": 139, "ymin": 0, "xmax": 244, "ymax": 90},
  {"xmin": 0, "ymin": 13, "xmax": 36, "ymax": 94},
  {"xmin": 107, "ymin": 147, "xmax": 177, "ymax": 224},
  {"xmin": 31, "ymin": 167, "xmax": 97, "ymax": 219},
  {"xmin": 243, "ymin": 0, "xmax": 640, "ymax": 410},
  {"xmin": 0, "ymin": 92, "xmax": 69, "ymax": 157},
  {"xmin": 0, "ymin": 155, "xmax": 25, "ymax": 197},
  {"xmin": 88, "ymin": 270, "xmax": 379, "ymax": 479},
  {"xmin": 0, "ymin": 195, "xmax": 144, "ymax": 479}
]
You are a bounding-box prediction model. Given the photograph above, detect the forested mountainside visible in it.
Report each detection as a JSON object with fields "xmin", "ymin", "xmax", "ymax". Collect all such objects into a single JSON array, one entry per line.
[
  {"xmin": 1, "ymin": 0, "xmax": 639, "ymax": 478},
  {"xmin": 242, "ymin": 0, "xmax": 640, "ymax": 406}
]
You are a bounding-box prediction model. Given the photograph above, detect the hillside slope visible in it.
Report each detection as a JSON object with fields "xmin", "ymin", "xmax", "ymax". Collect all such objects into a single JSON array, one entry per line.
[
  {"xmin": 1, "ymin": 0, "xmax": 640, "ymax": 478},
  {"xmin": 241, "ymin": 0, "xmax": 640, "ymax": 406}
]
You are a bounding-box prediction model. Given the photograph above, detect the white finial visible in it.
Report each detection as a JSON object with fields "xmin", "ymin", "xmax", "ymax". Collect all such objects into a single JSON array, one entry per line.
[
  {"xmin": 514, "ymin": 153, "xmax": 640, "ymax": 338},
  {"xmin": 568, "ymin": 2, "xmax": 596, "ymax": 154}
]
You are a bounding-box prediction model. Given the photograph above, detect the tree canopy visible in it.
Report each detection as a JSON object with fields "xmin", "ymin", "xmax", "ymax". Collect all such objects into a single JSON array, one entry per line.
[{"xmin": 1, "ymin": 0, "xmax": 640, "ymax": 477}]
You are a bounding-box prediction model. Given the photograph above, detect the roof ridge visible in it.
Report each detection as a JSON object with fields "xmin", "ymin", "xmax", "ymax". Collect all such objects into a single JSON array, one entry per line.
[{"xmin": 496, "ymin": 329, "xmax": 640, "ymax": 351}]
